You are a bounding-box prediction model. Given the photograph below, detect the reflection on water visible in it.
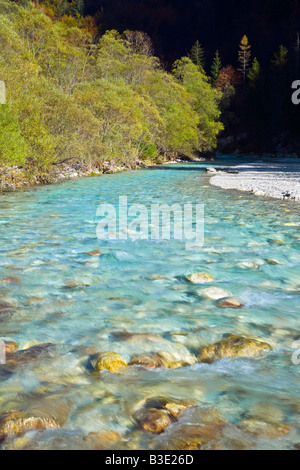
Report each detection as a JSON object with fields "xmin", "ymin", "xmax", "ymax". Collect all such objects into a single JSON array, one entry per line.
[{"xmin": 0, "ymin": 162, "xmax": 299, "ymax": 450}]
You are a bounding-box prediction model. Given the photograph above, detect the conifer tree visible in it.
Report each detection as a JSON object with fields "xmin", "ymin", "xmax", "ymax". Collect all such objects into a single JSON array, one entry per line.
[
  {"xmin": 248, "ymin": 57, "xmax": 261, "ymax": 88},
  {"xmin": 190, "ymin": 40, "xmax": 206, "ymax": 71},
  {"xmin": 238, "ymin": 35, "xmax": 251, "ymax": 92},
  {"xmin": 211, "ymin": 50, "xmax": 222, "ymax": 86},
  {"xmin": 272, "ymin": 44, "xmax": 288, "ymax": 70}
]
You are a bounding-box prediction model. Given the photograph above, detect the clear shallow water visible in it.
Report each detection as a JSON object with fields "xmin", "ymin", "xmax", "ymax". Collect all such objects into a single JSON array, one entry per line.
[{"xmin": 0, "ymin": 161, "xmax": 299, "ymax": 450}]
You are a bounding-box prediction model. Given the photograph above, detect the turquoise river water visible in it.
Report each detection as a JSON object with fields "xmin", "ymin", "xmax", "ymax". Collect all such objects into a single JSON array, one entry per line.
[{"xmin": 0, "ymin": 161, "xmax": 299, "ymax": 450}]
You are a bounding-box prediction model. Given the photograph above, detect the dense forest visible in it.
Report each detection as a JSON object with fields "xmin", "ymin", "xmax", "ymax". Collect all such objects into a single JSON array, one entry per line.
[
  {"xmin": 0, "ymin": 0, "xmax": 223, "ymax": 186},
  {"xmin": 0, "ymin": 0, "xmax": 299, "ymax": 187}
]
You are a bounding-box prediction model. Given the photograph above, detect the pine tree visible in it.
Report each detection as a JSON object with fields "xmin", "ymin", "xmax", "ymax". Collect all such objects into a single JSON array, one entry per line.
[
  {"xmin": 272, "ymin": 45, "xmax": 288, "ymax": 70},
  {"xmin": 238, "ymin": 35, "xmax": 251, "ymax": 92},
  {"xmin": 248, "ymin": 57, "xmax": 261, "ymax": 88},
  {"xmin": 211, "ymin": 50, "xmax": 222, "ymax": 86},
  {"xmin": 190, "ymin": 41, "xmax": 206, "ymax": 71}
]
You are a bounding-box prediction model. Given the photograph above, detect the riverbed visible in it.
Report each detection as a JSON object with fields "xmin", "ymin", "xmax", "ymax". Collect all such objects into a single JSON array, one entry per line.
[{"xmin": 0, "ymin": 162, "xmax": 299, "ymax": 450}]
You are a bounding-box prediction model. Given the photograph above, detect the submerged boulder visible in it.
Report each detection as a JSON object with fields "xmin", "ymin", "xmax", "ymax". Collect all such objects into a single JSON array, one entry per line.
[
  {"xmin": 157, "ymin": 349, "xmax": 197, "ymax": 369},
  {"xmin": 129, "ymin": 353, "xmax": 164, "ymax": 369},
  {"xmin": 133, "ymin": 408, "xmax": 173, "ymax": 434},
  {"xmin": 154, "ymin": 407, "xmax": 227, "ymax": 450},
  {"xmin": 143, "ymin": 397, "xmax": 197, "ymax": 420},
  {"xmin": 0, "ymin": 412, "xmax": 60, "ymax": 441},
  {"xmin": 91, "ymin": 352, "xmax": 128, "ymax": 373},
  {"xmin": 239, "ymin": 418, "xmax": 290, "ymax": 438},
  {"xmin": 86, "ymin": 250, "xmax": 103, "ymax": 257},
  {"xmin": 217, "ymin": 297, "xmax": 244, "ymax": 309},
  {"xmin": 4, "ymin": 340, "xmax": 18, "ymax": 354},
  {"xmin": 199, "ymin": 335, "xmax": 272, "ymax": 364},
  {"xmin": 196, "ymin": 287, "xmax": 231, "ymax": 300},
  {"xmin": 186, "ymin": 272, "xmax": 215, "ymax": 284},
  {"xmin": 5, "ymin": 343, "xmax": 55, "ymax": 368}
]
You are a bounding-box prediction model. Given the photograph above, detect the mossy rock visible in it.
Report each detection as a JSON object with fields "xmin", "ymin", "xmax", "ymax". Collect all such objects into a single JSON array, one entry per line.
[{"xmin": 91, "ymin": 352, "xmax": 128, "ymax": 373}]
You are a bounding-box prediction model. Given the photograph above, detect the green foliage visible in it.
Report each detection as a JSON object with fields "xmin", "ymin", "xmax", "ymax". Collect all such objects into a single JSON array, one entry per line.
[
  {"xmin": 173, "ymin": 58, "xmax": 223, "ymax": 151},
  {"xmin": 211, "ymin": 50, "xmax": 222, "ymax": 86},
  {"xmin": 189, "ymin": 41, "xmax": 206, "ymax": 71},
  {"xmin": 0, "ymin": 104, "xmax": 29, "ymax": 166},
  {"xmin": 0, "ymin": 1, "xmax": 222, "ymax": 177},
  {"xmin": 248, "ymin": 57, "xmax": 261, "ymax": 87},
  {"xmin": 271, "ymin": 45, "xmax": 288, "ymax": 70}
]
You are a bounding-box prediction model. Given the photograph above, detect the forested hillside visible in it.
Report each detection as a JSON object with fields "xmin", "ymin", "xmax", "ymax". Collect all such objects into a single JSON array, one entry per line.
[{"xmin": 0, "ymin": 0, "xmax": 222, "ymax": 186}]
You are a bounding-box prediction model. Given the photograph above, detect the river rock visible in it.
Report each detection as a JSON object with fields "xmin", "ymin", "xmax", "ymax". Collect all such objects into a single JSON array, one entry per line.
[
  {"xmin": 269, "ymin": 239, "xmax": 287, "ymax": 245},
  {"xmin": 91, "ymin": 352, "xmax": 128, "ymax": 373},
  {"xmin": 85, "ymin": 431, "xmax": 122, "ymax": 450},
  {"xmin": 86, "ymin": 250, "xmax": 103, "ymax": 257},
  {"xmin": 198, "ymin": 335, "xmax": 272, "ymax": 364},
  {"xmin": 0, "ymin": 412, "xmax": 60, "ymax": 441},
  {"xmin": 143, "ymin": 397, "xmax": 197, "ymax": 420},
  {"xmin": 4, "ymin": 340, "xmax": 18, "ymax": 354},
  {"xmin": 111, "ymin": 331, "xmax": 163, "ymax": 344},
  {"xmin": 217, "ymin": 297, "xmax": 244, "ymax": 309},
  {"xmin": 186, "ymin": 272, "xmax": 215, "ymax": 284},
  {"xmin": 266, "ymin": 259, "xmax": 284, "ymax": 265},
  {"xmin": 0, "ymin": 301, "xmax": 14, "ymax": 315},
  {"xmin": 5, "ymin": 343, "xmax": 55, "ymax": 368},
  {"xmin": 133, "ymin": 408, "xmax": 174, "ymax": 434},
  {"xmin": 63, "ymin": 280, "xmax": 90, "ymax": 289},
  {"xmin": 0, "ymin": 277, "xmax": 20, "ymax": 285},
  {"xmin": 157, "ymin": 346, "xmax": 197, "ymax": 369},
  {"xmin": 129, "ymin": 353, "xmax": 164, "ymax": 369},
  {"xmin": 239, "ymin": 418, "xmax": 290, "ymax": 438},
  {"xmin": 196, "ymin": 287, "xmax": 231, "ymax": 300},
  {"xmin": 154, "ymin": 407, "xmax": 226, "ymax": 450}
]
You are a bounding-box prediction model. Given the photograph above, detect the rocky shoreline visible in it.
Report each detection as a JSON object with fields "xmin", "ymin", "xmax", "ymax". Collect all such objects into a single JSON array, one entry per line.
[
  {"xmin": 208, "ymin": 158, "xmax": 300, "ymax": 201},
  {"xmin": 0, "ymin": 157, "xmax": 188, "ymax": 193}
]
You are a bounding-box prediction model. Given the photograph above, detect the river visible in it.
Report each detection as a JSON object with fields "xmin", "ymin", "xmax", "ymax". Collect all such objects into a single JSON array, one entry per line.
[{"xmin": 0, "ymin": 162, "xmax": 299, "ymax": 449}]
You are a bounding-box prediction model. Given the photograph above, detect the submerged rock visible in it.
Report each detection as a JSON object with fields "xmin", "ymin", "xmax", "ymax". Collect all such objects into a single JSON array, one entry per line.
[
  {"xmin": 269, "ymin": 239, "xmax": 287, "ymax": 246},
  {"xmin": 157, "ymin": 349, "xmax": 197, "ymax": 369},
  {"xmin": 133, "ymin": 408, "xmax": 174, "ymax": 434},
  {"xmin": 91, "ymin": 352, "xmax": 128, "ymax": 373},
  {"xmin": 5, "ymin": 343, "xmax": 55, "ymax": 368},
  {"xmin": 143, "ymin": 397, "xmax": 197, "ymax": 420},
  {"xmin": 217, "ymin": 297, "xmax": 244, "ymax": 309},
  {"xmin": 0, "ymin": 301, "xmax": 14, "ymax": 315},
  {"xmin": 129, "ymin": 353, "xmax": 164, "ymax": 369},
  {"xmin": 186, "ymin": 272, "xmax": 215, "ymax": 284},
  {"xmin": 196, "ymin": 287, "xmax": 231, "ymax": 300},
  {"xmin": 154, "ymin": 407, "xmax": 226, "ymax": 450},
  {"xmin": 239, "ymin": 418, "xmax": 290, "ymax": 438},
  {"xmin": 0, "ymin": 412, "xmax": 60, "ymax": 441},
  {"xmin": 62, "ymin": 280, "xmax": 90, "ymax": 289},
  {"xmin": 85, "ymin": 431, "xmax": 122, "ymax": 450},
  {"xmin": 199, "ymin": 335, "xmax": 271, "ymax": 364},
  {"xmin": 86, "ymin": 250, "xmax": 103, "ymax": 257},
  {"xmin": 111, "ymin": 331, "xmax": 163, "ymax": 344},
  {"xmin": 4, "ymin": 340, "xmax": 18, "ymax": 354},
  {"xmin": 0, "ymin": 277, "xmax": 20, "ymax": 285}
]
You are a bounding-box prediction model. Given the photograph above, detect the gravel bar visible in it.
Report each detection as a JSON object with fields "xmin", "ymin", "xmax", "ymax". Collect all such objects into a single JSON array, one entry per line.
[{"xmin": 209, "ymin": 159, "xmax": 300, "ymax": 201}]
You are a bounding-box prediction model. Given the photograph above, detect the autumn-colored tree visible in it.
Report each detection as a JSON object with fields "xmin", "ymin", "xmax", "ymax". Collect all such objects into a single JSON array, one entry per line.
[
  {"xmin": 123, "ymin": 30, "xmax": 154, "ymax": 57},
  {"xmin": 238, "ymin": 35, "xmax": 251, "ymax": 92},
  {"xmin": 216, "ymin": 65, "xmax": 242, "ymax": 93}
]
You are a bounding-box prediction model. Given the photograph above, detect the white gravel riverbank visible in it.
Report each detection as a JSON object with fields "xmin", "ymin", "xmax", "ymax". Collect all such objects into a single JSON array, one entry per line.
[{"xmin": 209, "ymin": 159, "xmax": 300, "ymax": 201}]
